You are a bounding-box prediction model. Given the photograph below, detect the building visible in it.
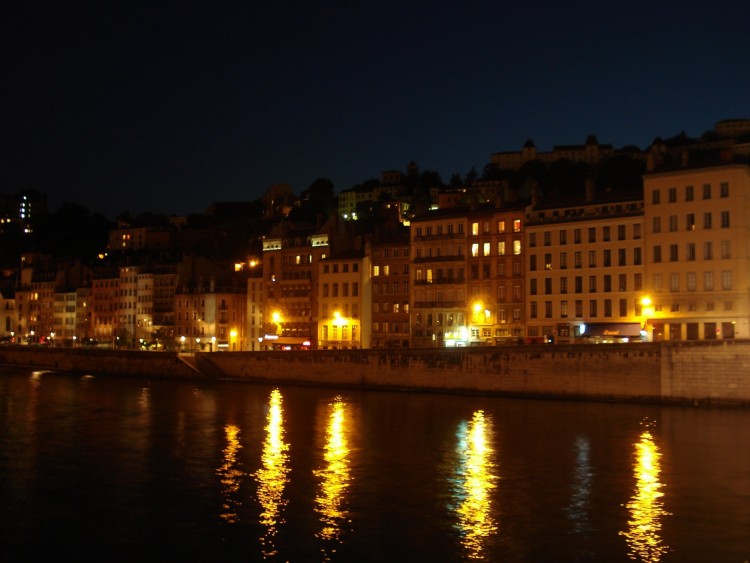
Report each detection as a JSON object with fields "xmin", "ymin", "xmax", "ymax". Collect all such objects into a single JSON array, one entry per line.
[
  {"xmin": 643, "ymin": 162, "xmax": 750, "ymax": 340},
  {"xmin": 318, "ymin": 250, "xmax": 371, "ymax": 349},
  {"xmin": 525, "ymin": 186, "xmax": 645, "ymax": 343},
  {"xmin": 369, "ymin": 226, "xmax": 410, "ymax": 348},
  {"xmin": 409, "ymin": 204, "xmax": 526, "ymax": 347}
]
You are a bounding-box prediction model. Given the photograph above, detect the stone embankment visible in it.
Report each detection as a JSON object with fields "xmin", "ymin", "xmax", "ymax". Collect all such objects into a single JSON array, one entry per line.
[{"xmin": 2, "ymin": 340, "xmax": 749, "ymax": 406}]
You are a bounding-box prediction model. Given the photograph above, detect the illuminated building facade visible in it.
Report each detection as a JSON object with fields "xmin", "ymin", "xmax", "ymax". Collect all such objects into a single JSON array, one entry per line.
[
  {"xmin": 317, "ymin": 250, "xmax": 371, "ymax": 349},
  {"xmin": 369, "ymin": 229, "xmax": 410, "ymax": 348},
  {"xmin": 410, "ymin": 204, "xmax": 526, "ymax": 347},
  {"xmin": 643, "ymin": 163, "xmax": 750, "ymax": 340},
  {"xmin": 525, "ymin": 188, "xmax": 645, "ymax": 343}
]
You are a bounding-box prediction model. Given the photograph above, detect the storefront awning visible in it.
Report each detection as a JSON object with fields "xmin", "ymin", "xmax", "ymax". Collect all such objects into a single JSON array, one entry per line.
[{"xmin": 580, "ymin": 323, "xmax": 642, "ymax": 338}]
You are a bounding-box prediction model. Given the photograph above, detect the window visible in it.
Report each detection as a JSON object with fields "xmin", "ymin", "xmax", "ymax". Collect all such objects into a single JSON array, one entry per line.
[
  {"xmin": 634, "ymin": 273, "xmax": 643, "ymax": 291},
  {"xmin": 720, "ymin": 240, "xmax": 731, "ymax": 259},
  {"xmin": 704, "ymin": 271, "xmax": 714, "ymax": 291},
  {"xmin": 575, "ymin": 300, "xmax": 583, "ymax": 317},
  {"xmin": 530, "ymin": 255, "xmax": 537, "ymax": 271},
  {"xmin": 472, "ymin": 222, "xmax": 479, "ymax": 236},
  {"xmin": 685, "ymin": 185, "xmax": 694, "ymax": 201},
  {"xmin": 603, "ymin": 249, "xmax": 611, "ymax": 267},
  {"xmin": 561, "ymin": 300, "xmax": 568, "ymax": 318},
  {"xmin": 634, "ymin": 247, "xmax": 642, "ymax": 266},
  {"xmin": 588, "ymin": 227, "xmax": 596, "ymax": 243},
  {"xmin": 603, "ymin": 226, "xmax": 611, "ymax": 242},
  {"xmin": 704, "ymin": 212, "xmax": 712, "ymax": 229},
  {"xmin": 559, "ymin": 230, "xmax": 567, "ymax": 245},
  {"xmin": 543, "ymin": 231, "xmax": 551, "ymax": 246},
  {"xmin": 687, "ymin": 243, "xmax": 696, "ymax": 261},
  {"xmin": 497, "ymin": 220, "xmax": 506, "ymax": 233},
  {"xmin": 544, "ymin": 301, "xmax": 552, "ymax": 318},
  {"xmin": 513, "ymin": 220, "xmax": 521, "ymax": 232},
  {"xmin": 574, "ymin": 251, "xmax": 582, "ymax": 268},
  {"xmin": 560, "ymin": 277, "xmax": 568, "ymax": 294},
  {"xmin": 497, "ymin": 241, "xmax": 506, "ymax": 255},
  {"xmin": 513, "ymin": 240, "xmax": 522, "ymax": 255},
  {"xmin": 704, "ymin": 242, "xmax": 713, "ymax": 260},
  {"xmin": 670, "ymin": 273, "xmax": 679, "ymax": 292},
  {"xmin": 722, "ymin": 270, "xmax": 732, "ymax": 290},
  {"xmin": 589, "ymin": 300, "xmax": 597, "ymax": 317},
  {"xmin": 686, "ymin": 213, "xmax": 695, "ymax": 230},
  {"xmin": 483, "ymin": 242, "xmax": 491, "ymax": 256},
  {"xmin": 529, "ymin": 233, "xmax": 537, "ymax": 247},
  {"xmin": 603, "ymin": 275, "xmax": 612, "ymax": 292},
  {"xmin": 589, "ymin": 275, "xmax": 597, "ymax": 292},
  {"xmin": 544, "ymin": 278, "xmax": 552, "ymax": 294},
  {"xmin": 669, "ymin": 244, "xmax": 678, "ymax": 262},
  {"xmin": 575, "ymin": 276, "xmax": 583, "ymax": 293},
  {"xmin": 617, "ymin": 225, "xmax": 626, "ymax": 241},
  {"xmin": 703, "ymin": 183, "xmax": 711, "ymax": 199},
  {"xmin": 652, "ymin": 190, "xmax": 660, "ymax": 204},
  {"xmin": 529, "ymin": 279, "xmax": 538, "ymax": 296},
  {"xmin": 653, "ymin": 273, "xmax": 663, "ymax": 291},
  {"xmin": 618, "ymin": 248, "xmax": 626, "ymax": 266},
  {"xmin": 687, "ymin": 272, "xmax": 696, "ymax": 291},
  {"xmin": 669, "ymin": 215, "xmax": 678, "ymax": 232},
  {"xmin": 721, "ymin": 211, "xmax": 730, "ymax": 228},
  {"xmin": 530, "ymin": 301, "xmax": 537, "ymax": 319},
  {"xmin": 544, "ymin": 253, "xmax": 552, "ymax": 270},
  {"xmin": 652, "ymin": 217, "xmax": 661, "ymax": 233},
  {"xmin": 560, "ymin": 252, "xmax": 568, "ymax": 269},
  {"xmin": 668, "ymin": 187, "xmax": 677, "ymax": 202},
  {"xmin": 633, "ymin": 224, "xmax": 642, "ymax": 239},
  {"xmin": 574, "ymin": 229, "xmax": 582, "ymax": 244},
  {"xmin": 653, "ymin": 245, "xmax": 662, "ymax": 263},
  {"xmin": 618, "ymin": 274, "xmax": 627, "ymax": 292},
  {"xmin": 720, "ymin": 182, "xmax": 729, "ymax": 197},
  {"xmin": 471, "ymin": 243, "xmax": 479, "ymax": 257},
  {"xmin": 604, "ymin": 299, "xmax": 612, "ymax": 317}
]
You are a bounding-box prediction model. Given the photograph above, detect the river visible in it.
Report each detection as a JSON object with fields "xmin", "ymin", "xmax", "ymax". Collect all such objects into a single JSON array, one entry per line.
[{"xmin": 1, "ymin": 366, "xmax": 748, "ymax": 562}]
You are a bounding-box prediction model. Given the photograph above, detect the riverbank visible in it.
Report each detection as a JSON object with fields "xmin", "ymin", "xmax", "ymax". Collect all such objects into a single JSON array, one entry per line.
[{"xmin": 2, "ymin": 340, "xmax": 749, "ymax": 406}]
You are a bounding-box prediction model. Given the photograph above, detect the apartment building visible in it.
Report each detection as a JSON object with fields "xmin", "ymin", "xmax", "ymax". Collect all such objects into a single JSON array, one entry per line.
[
  {"xmin": 643, "ymin": 163, "xmax": 750, "ymax": 340},
  {"xmin": 410, "ymin": 204, "xmax": 526, "ymax": 347},
  {"xmin": 526, "ymin": 189, "xmax": 645, "ymax": 343},
  {"xmin": 369, "ymin": 228, "xmax": 410, "ymax": 348},
  {"xmin": 262, "ymin": 226, "xmax": 328, "ymax": 349},
  {"xmin": 317, "ymin": 250, "xmax": 371, "ymax": 349}
]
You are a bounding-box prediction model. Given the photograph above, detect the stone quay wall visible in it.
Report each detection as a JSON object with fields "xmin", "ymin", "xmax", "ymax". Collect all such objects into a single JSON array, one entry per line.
[
  {"xmin": 0, "ymin": 346, "xmax": 203, "ymax": 381},
  {"xmin": 2, "ymin": 340, "xmax": 750, "ymax": 405}
]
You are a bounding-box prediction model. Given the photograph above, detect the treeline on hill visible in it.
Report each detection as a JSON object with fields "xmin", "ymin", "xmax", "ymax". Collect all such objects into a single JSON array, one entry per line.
[{"xmin": 1, "ymin": 154, "xmax": 648, "ymax": 266}]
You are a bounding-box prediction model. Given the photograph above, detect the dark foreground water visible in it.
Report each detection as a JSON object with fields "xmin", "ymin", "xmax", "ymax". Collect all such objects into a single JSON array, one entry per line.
[{"xmin": 1, "ymin": 367, "xmax": 749, "ymax": 562}]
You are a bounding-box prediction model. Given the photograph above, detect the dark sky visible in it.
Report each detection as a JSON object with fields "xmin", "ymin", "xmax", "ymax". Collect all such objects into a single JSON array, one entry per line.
[{"xmin": 3, "ymin": 1, "xmax": 750, "ymax": 219}]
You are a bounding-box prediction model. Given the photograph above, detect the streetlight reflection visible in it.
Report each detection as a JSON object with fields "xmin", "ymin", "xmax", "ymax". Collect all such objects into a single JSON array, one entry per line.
[
  {"xmin": 217, "ymin": 424, "xmax": 244, "ymax": 524},
  {"xmin": 255, "ymin": 389, "xmax": 290, "ymax": 558},
  {"xmin": 314, "ymin": 396, "xmax": 353, "ymax": 559},
  {"xmin": 452, "ymin": 410, "xmax": 499, "ymax": 560},
  {"xmin": 620, "ymin": 421, "xmax": 670, "ymax": 562}
]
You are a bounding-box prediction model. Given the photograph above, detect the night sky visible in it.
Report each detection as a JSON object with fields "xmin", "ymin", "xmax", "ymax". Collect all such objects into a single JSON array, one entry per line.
[{"xmin": 3, "ymin": 1, "xmax": 750, "ymax": 219}]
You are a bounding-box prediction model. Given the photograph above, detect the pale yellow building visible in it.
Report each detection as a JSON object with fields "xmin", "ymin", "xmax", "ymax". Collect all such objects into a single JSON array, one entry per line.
[
  {"xmin": 526, "ymin": 191, "xmax": 645, "ymax": 343},
  {"xmin": 643, "ymin": 163, "xmax": 750, "ymax": 340}
]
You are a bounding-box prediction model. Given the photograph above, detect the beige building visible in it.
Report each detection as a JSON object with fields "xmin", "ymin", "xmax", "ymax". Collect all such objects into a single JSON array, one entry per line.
[
  {"xmin": 526, "ymin": 190, "xmax": 645, "ymax": 343},
  {"xmin": 317, "ymin": 250, "xmax": 371, "ymax": 349},
  {"xmin": 643, "ymin": 163, "xmax": 750, "ymax": 340}
]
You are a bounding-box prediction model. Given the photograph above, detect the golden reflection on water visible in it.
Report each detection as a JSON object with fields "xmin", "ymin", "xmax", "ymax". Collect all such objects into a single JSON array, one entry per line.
[
  {"xmin": 620, "ymin": 423, "xmax": 670, "ymax": 562},
  {"xmin": 255, "ymin": 389, "xmax": 290, "ymax": 558},
  {"xmin": 314, "ymin": 396, "xmax": 352, "ymax": 558},
  {"xmin": 453, "ymin": 410, "xmax": 499, "ymax": 560},
  {"xmin": 217, "ymin": 424, "xmax": 244, "ymax": 524}
]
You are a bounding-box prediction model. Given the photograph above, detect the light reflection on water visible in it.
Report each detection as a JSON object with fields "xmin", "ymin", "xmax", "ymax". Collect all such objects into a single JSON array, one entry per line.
[
  {"xmin": 2, "ymin": 369, "xmax": 749, "ymax": 561},
  {"xmin": 314, "ymin": 395, "xmax": 352, "ymax": 560},
  {"xmin": 451, "ymin": 409, "xmax": 499, "ymax": 560},
  {"xmin": 217, "ymin": 424, "xmax": 244, "ymax": 524},
  {"xmin": 620, "ymin": 420, "xmax": 670, "ymax": 562},
  {"xmin": 255, "ymin": 388, "xmax": 290, "ymax": 558}
]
